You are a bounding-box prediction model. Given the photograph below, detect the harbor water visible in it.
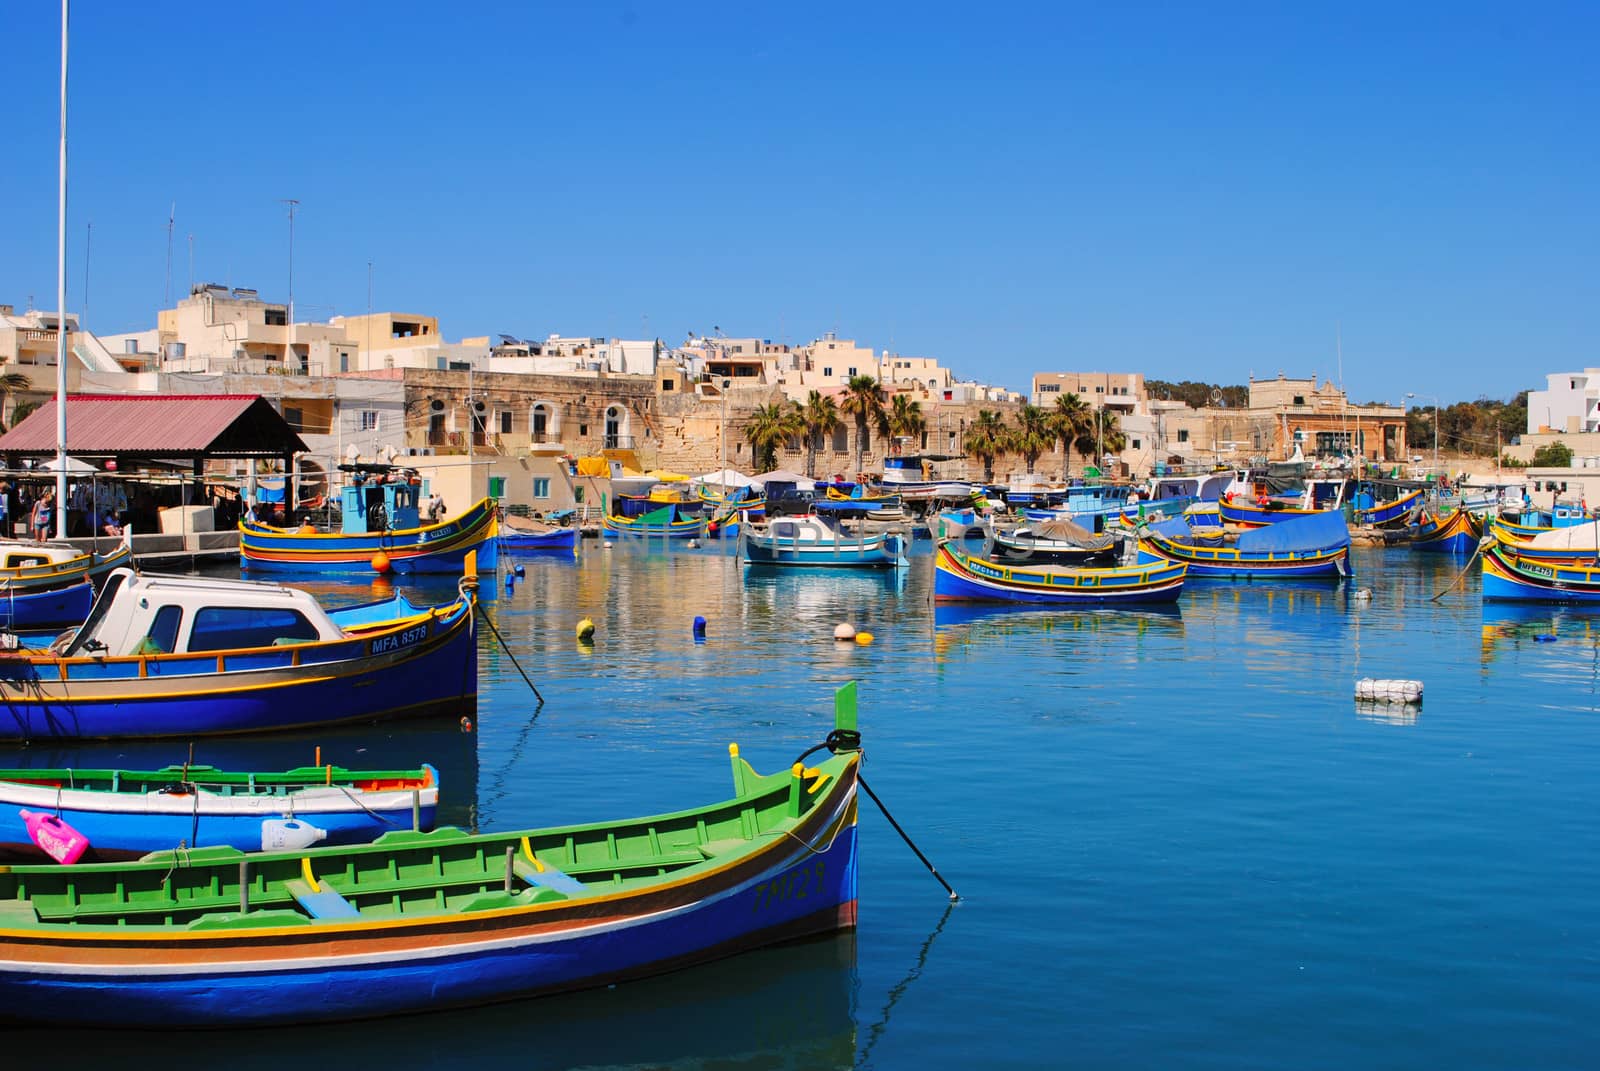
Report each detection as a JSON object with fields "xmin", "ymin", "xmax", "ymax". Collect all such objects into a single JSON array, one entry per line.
[{"xmin": 15, "ymin": 542, "xmax": 1600, "ymax": 1068}]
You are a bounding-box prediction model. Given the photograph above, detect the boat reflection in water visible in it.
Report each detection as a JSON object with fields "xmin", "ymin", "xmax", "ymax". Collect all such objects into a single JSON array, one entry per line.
[
  {"xmin": 933, "ymin": 602, "xmax": 1183, "ymax": 664},
  {"xmin": 5, "ymin": 932, "xmax": 857, "ymax": 1069},
  {"xmin": 1, "ymin": 714, "xmax": 481, "ymax": 832}
]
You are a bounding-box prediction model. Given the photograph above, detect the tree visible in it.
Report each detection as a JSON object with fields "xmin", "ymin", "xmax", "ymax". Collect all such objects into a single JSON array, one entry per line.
[
  {"xmin": 886, "ymin": 394, "xmax": 926, "ymax": 455},
  {"xmin": 838, "ymin": 375, "xmax": 888, "ymax": 478},
  {"xmin": 1145, "ymin": 380, "xmax": 1248, "ymax": 409},
  {"xmin": 963, "ymin": 409, "xmax": 1009, "ymax": 484},
  {"xmin": 745, "ymin": 402, "xmax": 803, "ymax": 472},
  {"xmin": 1532, "ymin": 441, "xmax": 1573, "ymax": 468},
  {"xmin": 7, "ymin": 400, "xmax": 41, "ymax": 430},
  {"xmin": 0, "ymin": 372, "xmax": 33, "ymax": 432},
  {"xmin": 1049, "ymin": 392, "xmax": 1091, "ymax": 479},
  {"xmin": 800, "ymin": 390, "xmax": 841, "ymax": 478},
  {"xmin": 1072, "ymin": 408, "xmax": 1127, "ymax": 472},
  {"xmin": 1010, "ymin": 404, "xmax": 1054, "ymax": 475}
]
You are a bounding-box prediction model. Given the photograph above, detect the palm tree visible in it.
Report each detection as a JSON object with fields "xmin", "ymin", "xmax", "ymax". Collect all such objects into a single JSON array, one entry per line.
[
  {"xmin": 745, "ymin": 402, "xmax": 804, "ymax": 472},
  {"xmin": 801, "ymin": 390, "xmax": 841, "ymax": 478},
  {"xmin": 837, "ymin": 375, "xmax": 888, "ymax": 478},
  {"xmin": 1050, "ymin": 392, "xmax": 1091, "ymax": 479},
  {"xmin": 1072, "ymin": 407, "xmax": 1127, "ymax": 474},
  {"xmin": 963, "ymin": 409, "xmax": 1009, "ymax": 484},
  {"xmin": 0, "ymin": 372, "xmax": 34, "ymax": 432},
  {"xmin": 886, "ymin": 394, "xmax": 926, "ymax": 455},
  {"xmin": 1010, "ymin": 404, "xmax": 1054, "ymax": 475}
]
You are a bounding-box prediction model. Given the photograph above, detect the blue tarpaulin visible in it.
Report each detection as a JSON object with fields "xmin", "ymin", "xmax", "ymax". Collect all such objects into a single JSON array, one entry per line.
[
  {"xmin": 1237, "ymin": 511, "xmax": 1351, "ymax": 553},
  {"xmin": 1150, "ymin": 518, "xmax": 1192, "ymax": 541}
]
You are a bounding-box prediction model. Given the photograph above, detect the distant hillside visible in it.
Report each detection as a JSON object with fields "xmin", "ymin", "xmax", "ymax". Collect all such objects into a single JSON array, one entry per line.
[{"xmin": 1145, "ymin": 380, "xmax": 1249, "ymax": 409}]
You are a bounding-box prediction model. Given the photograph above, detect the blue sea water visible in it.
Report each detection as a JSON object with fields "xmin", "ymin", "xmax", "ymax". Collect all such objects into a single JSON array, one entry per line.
[{"xmin": 15, "ymin": 542, "xmax": 1600, "ymax": 1068}]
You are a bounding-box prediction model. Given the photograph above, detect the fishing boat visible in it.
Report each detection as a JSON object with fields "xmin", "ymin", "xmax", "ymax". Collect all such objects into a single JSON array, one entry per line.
[
  {"xmin": 987, "ymin": 517, "xmax": 1121, "ymax": 567},
  {"xmin": 740, "ymin": 505, "xmax": 907, "ymax": 568},
  {"xmin": 0, "ymin": 762, "xmax": 440, "ymax": 861},
  {"xmin": 497, "ymin": 515, "xmax": 579, "ymax": 554},
  {"xmin": 1136, "ymin": 512, "xmax": 1351, "ymax": 579},
  {"xmin": 880, "ymin": 455, "xmax": 978, "ymax": 500},
  {"xmin": 1351, "ymin": 486, "xmax": 1426, "ymax": 528},
  {"xmin": 1486, "ymin": 519, "xmax": 1600, "ymax": 564},
  {"xmin": 1481, "ymin": 542, "xmax": 1600, "ymax": 604},
  {"xmin": 1218, "ymin": 494, "xmax": 1342, "ymax": 529},
  {"xmin": 934, "ymin": 539, "xmax": 1186, "ymax": 604},
  {"xmin": 601, "ymin": 498, "xmax": 708, "ymax": 539},
  {"xmin": 0, "ymin": 579, "xmax": 93, "ymax": 632},
  {"xmin": 0, "ymin": 537, "xmax": 131, "ymax": 591},
  {"xmin": 824, "ymin": 483, "xmax": 902, "ymax": 508},
  {"xmin": 0, "ymin": 686, "xmax": 863, "ymax": 1027},
  {"xmin": 1408, "ymin": 507, "xmax": 1482, "ymax": 554},
  {"xmin": 1491, "ymin": 502, "xmax": 1593, "ymax": 541},
  {"xmin": 0, "ymin": 565, "xmax": 478, "ymax": 741},
  {"xmin": 240, "ymin": 466, "xmax": 498, "ymax": 574}
]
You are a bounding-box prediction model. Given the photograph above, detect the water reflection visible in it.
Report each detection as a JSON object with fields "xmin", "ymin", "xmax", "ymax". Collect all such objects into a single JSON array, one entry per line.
[{"xmin": 11, "ymin": 934, "xmax": 859, "ymax": 1070}]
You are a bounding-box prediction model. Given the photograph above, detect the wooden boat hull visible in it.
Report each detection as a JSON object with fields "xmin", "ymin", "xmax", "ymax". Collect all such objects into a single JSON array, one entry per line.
[
  {"xmin": 600, "ymin": 515, "xmax": 707, "ymax": 539},
  {"xmin": 933, "ymin": 540, "xmax": 1185, "ymax": 604},
  {"xmin": 497, "ymin": 528, "xmax": 579, "ymax": 552},
  {"xmin": 0, "ymin": 741, "xmax": 860, "ymax": 1027},
  {"xmin": 0, "ymin": 579, "xmax": 93, "ymax": 630},
  {"xmin": 0, "ymin": 765, "xmax": 440, "ymax": 860},
  {"xmin": 1218, "ymin": 498, "xmax": 1339, "ymax": 528},
  {"xmin": 1136, "ymin": 535, "xmax": 1349, "ymax": 578},
  {"xmin": 1353, "ymin": 488, "xmax": 1424, "ymax": 527},
  {"xmin": 0, "ymin": 596, "xmax": 477, "ymax": 740},
  {"xmin": 1481, "ymin": 544, "xmax": 1600, "ymax": 603},
  {"xmin": 741, "ymin": 527, "xmax": 904, "ymax": 568},
  {"xmin": 240, "ymin": 499, "xmax": 499, "ymax": 574},
  {"xmin": 1409, "ymin": 508, "xmax": 1481, "ymax": 554}
]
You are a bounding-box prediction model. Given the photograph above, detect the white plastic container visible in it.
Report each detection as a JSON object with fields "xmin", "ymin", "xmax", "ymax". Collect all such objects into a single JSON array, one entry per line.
[{"xmin": 1354, "ymin": 678, "xmax": 1423, "ymax": 704}]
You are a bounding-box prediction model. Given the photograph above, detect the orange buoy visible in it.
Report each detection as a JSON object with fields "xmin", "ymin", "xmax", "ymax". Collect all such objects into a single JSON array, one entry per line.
[{"xmin": 371, "ymin": 551, "xmax": 392, "ymax": 574}]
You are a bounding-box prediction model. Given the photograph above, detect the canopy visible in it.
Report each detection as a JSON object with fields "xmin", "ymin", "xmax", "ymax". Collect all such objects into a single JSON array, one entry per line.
[
  {"xmin": 693, "ymin": 468, "xmax": 753, "ymax": 488},
  {"xmin": 750, "ymin": 468, "xmax": 812, "ymax": 488},
  {"xmin": 37, "ymin": 455, "xmax": 99, "ymax": 474},
  {"xmin": 1237, "ymin": 511, "xmax": 1351, "ymax": 553},
  {"xmin": 1527, "ymin": 520, "xmax": 1600, "ymax": 550},
  {"xmin": 644, "ymin": 469, "xmax": 689, "ymax": 483},
  {"xmin": 575, "ymin": 457, "xmax": 610, "ymax": 477},
  {"xmin": 1149, "ymin": 517, "xmax": 1194, "ymax": 541}
]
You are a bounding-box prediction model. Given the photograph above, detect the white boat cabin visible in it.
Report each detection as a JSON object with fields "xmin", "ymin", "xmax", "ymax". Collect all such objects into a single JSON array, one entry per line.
[
  {"xmin": 63, "ymin": 570, "xmax": 345, "ymax": 658},
  {"xmin": 0, "ymin": 540, "xmax": 90, "ymax": 570}
]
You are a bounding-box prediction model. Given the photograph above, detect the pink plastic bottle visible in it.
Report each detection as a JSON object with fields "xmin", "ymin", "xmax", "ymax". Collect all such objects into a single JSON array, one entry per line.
[{"xmin": 19, "ymin": 810, "xmax": 90, "ymax": 865}]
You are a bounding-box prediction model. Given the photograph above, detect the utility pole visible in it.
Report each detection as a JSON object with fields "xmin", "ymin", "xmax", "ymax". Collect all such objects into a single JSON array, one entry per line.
[
  {"xmin": 280, "ymin": 198, "xmax": 299, "ymax": 358},
  {"xmin": 54, "ymin": 0, "xmax": 69, "ymax": 538}
]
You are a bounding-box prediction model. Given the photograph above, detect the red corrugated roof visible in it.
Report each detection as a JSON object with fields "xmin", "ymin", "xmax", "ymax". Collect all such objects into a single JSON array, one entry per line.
[{"xmin": 0, "ymin": 394, "xmax": 307, "ymax": 457}]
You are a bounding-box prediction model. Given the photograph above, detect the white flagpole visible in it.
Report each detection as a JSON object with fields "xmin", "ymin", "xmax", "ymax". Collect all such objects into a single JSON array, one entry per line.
[{"xmin": 55, "ymin": 0, "xmax": 69, "ymax": 538}]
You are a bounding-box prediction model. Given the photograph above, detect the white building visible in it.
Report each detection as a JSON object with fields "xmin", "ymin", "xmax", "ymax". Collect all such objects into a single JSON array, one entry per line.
[{"xmin": 1527, "ymin": 370, "xmax": 1600, "ymax": 436}]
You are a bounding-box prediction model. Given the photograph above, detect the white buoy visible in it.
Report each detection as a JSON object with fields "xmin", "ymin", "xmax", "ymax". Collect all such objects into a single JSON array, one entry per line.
[
  {"xmin": 833, "ymin": 623, "xmax": 857, "ymax": 641},
  {"xmin": 1352, "ymin": 588, "xmax": 1373, "ymax": 600},
  {"xmin": 687, "ymin": 539, "xmax": 700, "ymax": 549},
  {"xmin": 603, "ymin": 541, "xmax": 614, "ymax": 549},
  {"xmin": 1355, "ymin": 678, "xmax": 1423, "ymax": 703}
]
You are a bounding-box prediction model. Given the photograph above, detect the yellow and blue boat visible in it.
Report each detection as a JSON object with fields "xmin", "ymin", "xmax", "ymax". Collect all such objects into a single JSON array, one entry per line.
[
  {"xmin": 1481, "ymin": 542, "xmax": 1600, "ymax": 604},
  {"xmin": 934, "ymin": 539, "xmax": 1186, "ymax": 604},
  {"xmin": 1137, "ymin": 512, "xmax": 1351, "ymax": 579},
  {"xmin": 1408, "ymin": 507, "xmax": 1482, "ymax": 554}
]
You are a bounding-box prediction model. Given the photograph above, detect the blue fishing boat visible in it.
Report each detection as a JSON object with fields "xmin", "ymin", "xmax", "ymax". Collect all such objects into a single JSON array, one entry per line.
[
  {"xmin": 0, "ymin": 763, "xmax": 440, "ymax": 860},
  {"xmin": 0, "ymin": 685, "xmax": 863, "ymax": 1028},
  {"xmin": 1408, "ymin": 507, "xmax": 1482, "ymax": 554},
  {"xmin": 241, "ymin": 466, "xmax": 497, "ymax": 574},
  {"xmin": 1492, "ymin": 502, "xmax": 1591, "ymax": 540},
  {"xmin": 0, "ymin": 566, "xmax": 478, "ymax": 741},
  {"xmin": 934, "ymin": 539, "xmax": 1186, "ymax": 604},
  {"xmin": 0, "ymin": 578, "xmax": 93, "ymax": 631},
  {"xmin": 740, "ymin": 505, "xmax": 907, "ymax": 569},
  {"xmin": 1481, "ymin": 542, "xmax": 1600, "ymax": 604},
  {"xmin": 497, "ymin": 524, "xmax": 579, "ymax": 553},
  {"xmin": 1351, "ymin": 486, "xmax": 1425, "ymax": 527},
  {"xmin": 1136, "ymin": 512, "xmax": 1351, "ymax": 579},
  {"xmin": 602, "ymin": 496, "xmax": 707, "ymax": 539}
]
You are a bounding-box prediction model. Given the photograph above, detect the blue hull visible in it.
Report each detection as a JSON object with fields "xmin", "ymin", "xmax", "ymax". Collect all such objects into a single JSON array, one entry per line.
[
  {"xmin": 1413, "ymin": 531, "xmax": 1477, "ymax": 554},
  {"xmin": 0, "ymin": 580, "xmax": 92, "ymax": 630},
  {"xmin": 242, "ymin": 540, "xmax": 497, "ymax": 575},
  {"xmin": 1181, "ymin": 559, "xmax": 1345, "ymax": 579},
  {"xmin": 933, "ymin": 561, "xmax": 1183, "ymax": 604},
  {"xmin": 742, "ymin": 544, "xmax": 902, "ymax": 568},
  {"xmin": 1481, "ymin": 571, "xmax": 1600, "ymax": 604},
  {"xmin": 1, "ymin": 826, "xmax": 857, "ymax": 1027},
  {"xmin": 498, "ymin": 530, "xmax": 579, "ymax": 552}
]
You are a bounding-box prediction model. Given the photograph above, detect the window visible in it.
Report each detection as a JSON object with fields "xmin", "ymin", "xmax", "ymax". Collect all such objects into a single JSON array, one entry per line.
[
  {"xmin": 832, "ymin": 426, "xmax": 849, "ymax": 452},
  {"xmin": 146, "ymin": 605, "xmax": 183, "ymax": 654},
  {"xmin": 823, "ymin": 367, "xmax": 832, "ymax": 377},
  {"xmin": 283, "ymin": 406, "xmax": 302, "ymax": 430},
  {"xmin": 662, "ymin": 380, "xmax": 674, "ymax": 391},
  {"xmin": 1178, "ymin": 429, "xmax": 1190, "ymax": 443},
  {"xmin": 188, "ymin": 607, "xmax": 319, "ymax": 652},
  {"xmin": 489, "ymin": 476, "xmax": 507, "ymax": 498},
  {"xmin": 358, "ymin": 410, "xmax": 379, "ymax": 431},
  {"xmin": 339, "ymin": 354, "xmax": 349, "ymax": 373},
  {"xmin": 533, "ymin": 477, "xmax": 551, "ymax": 499},
  {"xmin": 1095, "ymin": 386, "xmax": 1104, "ymax": 393},
  {"xmin": 499, "ymin": 411, "xmax": 512, "ymax": 434},
  {"xmin": 1293, "ymin": 395, "xmax": 1305, "ymax": 406},
  {"xmin": 579, "ymin": 423, "xmax": 588, "ymax": 436},
  {"xmin": 1040, "ymin": 383, "xmax": 1059, "ymax": 393},
  {"xmin": 847, "ymin": 367, "xmax": 857, "ymax": 377},
  {"xmin": 1132, "ymin": 439, "xmax": 1141, "ymax": 449}
]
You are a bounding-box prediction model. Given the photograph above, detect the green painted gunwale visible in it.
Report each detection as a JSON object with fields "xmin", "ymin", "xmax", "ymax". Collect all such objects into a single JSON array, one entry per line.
[
  {"xmin": 0, "ymin": 747, "xmax": 855, "ymax": 932},
  {"xmin": 0, "ymin": 764, "xmax": 432, "ymax": 796}
]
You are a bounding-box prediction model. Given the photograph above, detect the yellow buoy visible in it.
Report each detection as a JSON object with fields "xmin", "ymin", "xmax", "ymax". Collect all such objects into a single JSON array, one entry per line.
[
  {"xmin": 371, "ymin": 551, "xmax": 392, "ymax": 574},
  {"xmin": 854, "ymin": 631, "xmax": 874, "ymax": 646},
  {"xmin": 576, "ymin": 617, "xmax": 596, "ymax": 641}
]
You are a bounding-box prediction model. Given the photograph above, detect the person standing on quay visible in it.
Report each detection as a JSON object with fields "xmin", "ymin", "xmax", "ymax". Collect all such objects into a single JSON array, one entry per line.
[{"xmin": 30, "ymin": 489, "xmax": 54, "ymax": 542}]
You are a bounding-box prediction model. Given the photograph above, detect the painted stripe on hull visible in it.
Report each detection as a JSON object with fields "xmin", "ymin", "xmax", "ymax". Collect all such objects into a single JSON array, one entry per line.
[{"xmin": 934, "ymin": 545, "xmax": 1184, "ymax": 604}]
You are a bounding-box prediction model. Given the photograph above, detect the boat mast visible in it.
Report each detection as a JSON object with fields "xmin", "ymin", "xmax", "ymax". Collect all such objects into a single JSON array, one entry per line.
[{"xmin": 54, "ymin": 0, "xmax": 69, "ymax": 537}]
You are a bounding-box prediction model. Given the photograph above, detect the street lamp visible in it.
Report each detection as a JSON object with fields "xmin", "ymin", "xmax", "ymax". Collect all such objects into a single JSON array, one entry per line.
[{"xmin": 1405, "ymin": 392, "xmax": 1440, "ymax": 479}]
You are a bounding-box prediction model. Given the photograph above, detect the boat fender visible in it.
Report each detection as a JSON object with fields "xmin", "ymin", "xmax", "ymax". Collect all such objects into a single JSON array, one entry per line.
[
  {"xmin": 460, "ymin": 716, "xmax": 474, "ymax": 733},
  {"xmin": 854, "ymin": 632, "xmax": 875, "ymax": 646},
  {"xmin": 693, "ymin": 615, "xmax": 707, "ymax": 638},
  {"xmin": 833, "ymin": 623, "xmax": 857, "ymax": 642},
  {"xmin": 19, "ymin": 810, "xmax": 90, "ymax": 864},
  {"xmin": 505, "ymin": 573, "xmax": 515, "ymax": 592},
  {"xmin": 576, "ymin": 618, "xmax": 596, "ymax": 642},
  {"xmin": 1354, "ymin": 678, "xmax": 1423, "ymax": 704},
  {"xmin": 261, "ymin": 818, "xmax": 328, "ymax": 852},
  {"xmin": 513, "ymin": 564, "xmax": 526, "ymax": 577},
  {"xmin": 1535, "ymin": 634, "xmax": 1557, "ymax": 643},
  {"xmin": 371, "ymin": 551, "xmax": 392, "ymax": 574}
]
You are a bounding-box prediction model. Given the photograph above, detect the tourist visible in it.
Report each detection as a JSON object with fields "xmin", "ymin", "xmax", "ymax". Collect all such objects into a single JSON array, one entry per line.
[
  {"xmin": 30, "ymin": 490, "xmax": 54, "ymax": 541},
  {"xmin": 428, "ymin": 494, "xmax": 447, "ymax": 522}
]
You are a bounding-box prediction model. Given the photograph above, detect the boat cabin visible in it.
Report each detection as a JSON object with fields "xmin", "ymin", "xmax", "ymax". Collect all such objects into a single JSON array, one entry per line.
[
  {"xmin": 337, "ymin": 464, "xmax": 422, "ymax": 534},
  {"xmin": 64, "ymin": 570, "xmax": 344, "ymax": 658},
  {"xmin": 0, "ymin": 541, "xmax": 86, "ymax": 570}
]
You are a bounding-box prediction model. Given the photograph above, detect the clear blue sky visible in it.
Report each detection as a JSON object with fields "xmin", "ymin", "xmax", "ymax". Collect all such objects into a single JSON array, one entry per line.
[{"xmin": 3, "ymin": 2, "xmax": 1595, "ymax": 406}]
